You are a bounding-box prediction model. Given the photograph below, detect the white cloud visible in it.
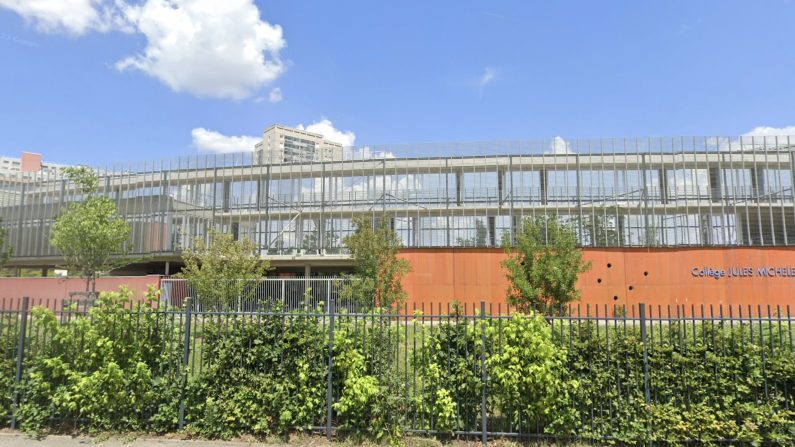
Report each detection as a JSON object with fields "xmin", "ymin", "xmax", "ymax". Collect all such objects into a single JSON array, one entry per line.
[
  {"xmin": 117, "ymin": 0, "xmax": 285, "ymax": 99},
  {"xmin": 297, "ymin": 118, "xmax": 356, "ymax": 147},
  {"xmin": 546, "ymin": 136, "xmax": 574, "ymax": 154},
  {"xmin": 0, "ymin": 0, "xmax": 121, "ymax": 34},
  {"xmin": 344, "ymin": 146, "xmax": 396, "ymax": 160},
  {"xmin": 478, "ymin": 67, "xmax": 497, "ymax": 88},
  {"xmin": 742, "ymin": 126, "xmax": 795, "ymax": 139},
  {"xmin": 1, "ymin": 0, "xmax": 287, "ymax": 99},
  {"xmin": 191, "ymin": 127, "xmax": 259, "ymax": 153},
  {"xmin": 717, "ymin": 125, "xmax": 795, "ymax": 151},
  {"xmin": 268, "ymin": 87, "xmax": 282, "ymax": 103}
]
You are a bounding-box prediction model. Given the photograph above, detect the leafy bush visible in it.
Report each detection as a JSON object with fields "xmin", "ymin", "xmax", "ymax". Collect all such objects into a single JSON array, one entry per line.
[
  {"xmin": 561, "ymin": 320, "xmax": 795, "ymax": 445},
  {"xmin": 0, "ymin": 313, "xmax": 18, "ymax": 427},
  {"xmin": 4, "ymin": 294, "xmax": 794, "ymax": 445},
  {"xmin": 15, "ymin": 287, "xmax": 182, "ymax": 433},
  {"xmin": 487, "ymin": 314, "xmax": 578, "ymax": 434},
  {"xmin": 183, "ymin": 308, "xmax": 327, "ymax": 439},
  {"xmin": 332, "ymin": 311, "xmax": 406, "ymax": 443},
  {"xmin": 414, "ymin": 314, "xmax": 483, "ymax": 434}
]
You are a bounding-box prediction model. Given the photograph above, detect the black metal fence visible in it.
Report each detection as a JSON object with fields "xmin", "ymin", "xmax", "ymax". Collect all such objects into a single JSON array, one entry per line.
[{"xmin": 1, "ymin": 296, "xmax": 794, "ymax": 443}]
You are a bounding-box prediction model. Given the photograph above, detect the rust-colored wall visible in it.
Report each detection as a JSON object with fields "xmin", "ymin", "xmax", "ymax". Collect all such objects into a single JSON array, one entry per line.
[
  {"xmin": 399, "ymin": 247, "xmax": 795, "ymax": 311},
  {"xmin": 20, "ymin": 152, "xmax": 42, "ymax": 173},
  {"xmin": 0, "ymin": 276, "xmax": 161, "ymax": 310}
]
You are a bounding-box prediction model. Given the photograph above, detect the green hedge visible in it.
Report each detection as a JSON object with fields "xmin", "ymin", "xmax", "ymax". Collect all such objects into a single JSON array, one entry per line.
[{"xmin": 2, "ymin": 291, "xmax": 794, "ymax": 445}]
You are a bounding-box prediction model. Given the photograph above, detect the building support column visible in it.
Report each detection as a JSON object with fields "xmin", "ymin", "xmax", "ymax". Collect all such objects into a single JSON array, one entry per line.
[
  {"xmin": 751, "ymin": 167, "xmax": 766, "ymax": 199},
  {"xmin": 658, "ymin": 169, "xmax": 668, "ymax": 204},
  {"xmin": 708, "ymin": 167, "xmax": 722, "ymax": 202},
  {"xmin": 497, "ymin": 169, "xmax": 505, "ymax": 205},
  {"xmin": 700, "ymin": 214, "xmax": 712, "ymax": 245},
  {"xmin": 539, "ymin": 169, "xmax": 548, "ymax": 205},
  {"xmin": 487, "ymin": 216, "xmax": 496, "ymax": 247},
  {"xmin": 411, "ymin": 216, "xmax": 420, "ymax": 247},
  {"xmin": 304, "ymin": 264, "xmax": 312, "ymax": 277},
  {"xmin": 222, "ymin": 180, "xmax": 231, "ymax": 212},
  {"xmin": 455, "ymin": 171, "xmax": 463, "ymax": 206}
]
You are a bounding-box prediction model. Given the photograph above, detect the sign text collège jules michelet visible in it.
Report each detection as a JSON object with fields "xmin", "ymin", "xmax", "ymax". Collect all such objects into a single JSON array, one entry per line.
[{"xmin": 691, "ymin": 266, "xmax": 795, "ymax": 280}]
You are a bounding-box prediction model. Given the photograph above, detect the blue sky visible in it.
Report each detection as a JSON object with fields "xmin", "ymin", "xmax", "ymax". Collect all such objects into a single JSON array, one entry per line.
[{"xmin": 1, "ymin": 0, "xmax": 794, "ymax": 165}]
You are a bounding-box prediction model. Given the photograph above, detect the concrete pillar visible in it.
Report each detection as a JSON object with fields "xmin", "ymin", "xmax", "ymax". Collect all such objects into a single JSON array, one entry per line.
[
  {"xmin": 41, "ymin": 267, "xmax": 49, "ymax": 278},
  {"xmin": 455, "ymin": 171, "xmax": 463, "ymax": 206},
  {"xmin": 658, "ymin": 169, "xmax": 668, "ymax": 204},
  {"xmin": 164, "ymin": 261, "xmax": 171, "ymax": 276},
  {"xmin": 751, "ymin": 167, "xmax": 766, "ymax": 198},
  {"xmin": 487, "ymin": 216, "xmax": 496, "ymax": 247},
  {"xmin": 296, "ymin": 217, "xmax": 304, "ymax": 252},
  {"xmin": 304, "ymin": 264, "xmax": 312, "ymax": 277},
  {"xmin": 708, "ymin": 167, "xmax": 722, "ymax": 202},
  {"xmin": 539, "ymin": 169, "xmax": 548, "ymax": 205},
  {"xmin": 699, "ymin": 214, "xmax": 712, "ymax": 245},
  {"xmin": 222, "ymin": 180, "xmax": 231, "ymax": 211},
  {"xmin": 411, "ymin": 217, "xmax": 420, "ymax": 247},
  {"xmin": 497, "ymin": 170, "xmax": 505, "ymax": 204}
]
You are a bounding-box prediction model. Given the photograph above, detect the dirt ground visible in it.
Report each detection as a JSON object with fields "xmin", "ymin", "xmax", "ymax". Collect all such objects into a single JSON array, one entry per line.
[{"xmin": 0, "ymin": 431, "xmax": 588, "ymax": 447}]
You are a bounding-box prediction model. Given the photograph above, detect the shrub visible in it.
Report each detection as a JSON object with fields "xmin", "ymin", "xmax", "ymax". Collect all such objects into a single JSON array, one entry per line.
[
  {"xmin": 184, "ymin": 308, "xmax": 327, "ymax": 439},
  {"xmin": 15, "ymin": 287, "xmax": 182, "ymax": 433},
  {"xmin": 414, "ymin": 314, "xmax": 483, "ymax": 435},
  {"xmin": 487, "ymin": 314, "xmax": 578, "ymax": 434},
  {"xmin": 332, "ymin": 311, "xmax": 406, "ymax": 443}
]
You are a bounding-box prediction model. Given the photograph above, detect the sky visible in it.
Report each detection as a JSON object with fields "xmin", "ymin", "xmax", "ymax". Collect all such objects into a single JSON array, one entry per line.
[{"xmin": 1, "ymin": 0, "xmax": 794, "ymax": 165}]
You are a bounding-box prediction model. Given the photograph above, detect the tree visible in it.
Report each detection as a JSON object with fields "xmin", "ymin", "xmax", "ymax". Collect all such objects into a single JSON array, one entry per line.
[
  {"xmin": 0, "ymin": 217, "xmax": 12, "ymax": 272},
  {"xmin": 456, "ymin": 219, "xmax": 489, "ymax": 247},
  {"xmin": 501, "ymin": 215, "xmax": 591, "ymax": 313},
  {"xmin": 341, "ymin": 216, "xmax": 412, "ymax": 310},
  {"xmin": 177, "ymin": 229, "xmax": 270, "ymax": 307},
  {"xmin": 302, "ymin": 228, "xmax": 339, "ymax": 253},
  {"xmin": 51, "ymin": 167, "xmax": 132, "ymax": 294},
  {"xmin": 579, "ymin": 212, "xmax": 620, "ymax": 246}
]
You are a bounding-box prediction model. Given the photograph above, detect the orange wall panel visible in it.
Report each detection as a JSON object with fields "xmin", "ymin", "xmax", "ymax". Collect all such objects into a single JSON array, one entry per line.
[
  {"xmin": 0, "ymin": 276, "xmax": 162, "ymax": 310},
  {"xmin": 399, "ymin": 247, "xmax": 795, "ymax": 312}
]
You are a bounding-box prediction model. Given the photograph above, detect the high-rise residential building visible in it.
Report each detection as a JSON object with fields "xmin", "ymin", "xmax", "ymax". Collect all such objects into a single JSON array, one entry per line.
[
  {"xmin": 255, "ymin": 124, "xmax": 344, "ymax": 164},
  {"xmin": 0, "ymin": 152, "xmax": 65, "ymax": 178}
]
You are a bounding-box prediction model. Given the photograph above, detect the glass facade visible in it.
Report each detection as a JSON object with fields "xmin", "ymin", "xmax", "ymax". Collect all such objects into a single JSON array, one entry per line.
[{"xmin": 1, "ymin": 136, "xmax": 794, "ymax": 262}]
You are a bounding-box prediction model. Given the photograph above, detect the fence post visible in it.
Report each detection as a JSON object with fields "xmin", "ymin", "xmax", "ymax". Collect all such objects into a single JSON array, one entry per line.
[
  {"xmin": 10, "ymin": 296, "xmax": 29, "ymax": 430},
  {"xmin": 178, "ymin": 297, "xmax": 192, "ymax": 429},
  {"xmin": 480, "ymin": 301, "xmax": 487, "ymax": 446},
  {"xmin": 639, "ymin": 302, "xmax": 651, "ymax": 405},
  {"xmin": 327, "ymin": 279, "xmax": 332, "ymax": 310},
  {"xmin": 327, "ymin": 298, "xmax": 335, "ymax": 441}
]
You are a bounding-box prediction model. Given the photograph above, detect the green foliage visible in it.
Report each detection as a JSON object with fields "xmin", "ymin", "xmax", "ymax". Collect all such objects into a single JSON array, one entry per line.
[
  {"xmin": 15, "ymin": 286, "xmax": 182, "ymax": 433},
  {"xmin": 0, "ymin": 313, "xmax": 17, "ymax": 427},
  {"xmin": 184, "ymin": 310, "xmax": 327, "ymax": 439},
  {"xmin": 50, "ymin": 166, "xmax": 132, "ymax": 292},
  {"xmin": 341, "ymin": 216, "xmax": 412, "ymax": 310},
  {"xmin": 456, "ymin": 219, "xmax": 488, "ymax": 247},
  {"xmin": 414, "ymin": 315, "xmax": 483, "ymax": 434},
  {"xmin": 333, "ymin": 314, "xmax": 406, "ymax": 443},
  {"xmin": 487, "ymin": 314, "xmax": 578, "ymax": 434},
  {"xmin": 561, "ymin": 321, "xmax": 795, "ymax": 445},
  {"xmin": 0, "ymin": 217, "xmax": 11, "ymax": 270},
  {"xmin": 4, "ymin": 295, "xmax": 794, "ymax": 445},
  {"xmin": 502, "ymin": 215, "xmax": 591, "ymax": 312},
  {"xmin": 176, "ymin": 229, "xmax": 270, "ymax": 307},
  {"xmin": 578, "ymin": 212, "xmax": 620, "ymax": 246}
]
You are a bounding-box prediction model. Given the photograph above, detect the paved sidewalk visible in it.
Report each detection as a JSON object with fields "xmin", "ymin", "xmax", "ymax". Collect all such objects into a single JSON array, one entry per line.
[{"xmin": 0, "ymin": 433, "xmax": 304, "ymax": 447}]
